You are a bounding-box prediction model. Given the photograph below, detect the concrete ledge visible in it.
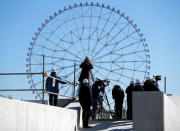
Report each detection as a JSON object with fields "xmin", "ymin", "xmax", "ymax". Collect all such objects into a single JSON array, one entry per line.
[
  {"xmin": 133, "ymin": 92, "xmax": 180, "ymax": 131},
  {"xmin": 66, "ymin": 99, "xmax": 83, "ymax": 129},
  {"xmin": 0, "ymin": 97, "xmax": 78, "ymax": 131},
  {"xmin": 133, "ymin": 92, "xmax": 164, "ymax": 131}
]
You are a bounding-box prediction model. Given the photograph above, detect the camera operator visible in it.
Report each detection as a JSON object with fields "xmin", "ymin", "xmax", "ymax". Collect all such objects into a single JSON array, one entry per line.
[
  {"xmin": 91, "ymin": 78, "xmax": 102, "ymax": 120},
  {"xmin": 143, "ymin": 76, "xmax": 160, "ymax": 91},
  {"xmin": 91, "ymin": 77, "xmax": 108, "ymax": 120}
]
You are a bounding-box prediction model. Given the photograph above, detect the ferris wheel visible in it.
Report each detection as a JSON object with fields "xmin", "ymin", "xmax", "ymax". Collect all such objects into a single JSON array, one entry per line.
[{"xmin": 26, "ymin": 2, "xmax": 150, "ymax": 110}]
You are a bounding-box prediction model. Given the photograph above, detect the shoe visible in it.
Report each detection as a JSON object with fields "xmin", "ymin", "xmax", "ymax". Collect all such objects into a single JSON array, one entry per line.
[{"xmin": 83, "ymin": 125, "xmax": 92, "ymax": 128}]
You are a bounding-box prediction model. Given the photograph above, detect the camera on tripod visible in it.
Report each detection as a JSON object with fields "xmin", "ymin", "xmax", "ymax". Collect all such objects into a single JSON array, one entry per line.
[
  {"xmin": 153, "ymin": 75, "xmax": 161, "ymax": 81},
  {"xmin": 96, "ymin": 78, "xmax": 110, "ymax": 87}
]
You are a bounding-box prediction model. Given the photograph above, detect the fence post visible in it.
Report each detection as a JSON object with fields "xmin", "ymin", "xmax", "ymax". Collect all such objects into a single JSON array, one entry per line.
[
  {"xmin": 164, "ymin": 76, "xmax": 166, "ymax": 94},
  {"xmin": 73, "ymin": 62, "xmax": 76, "ymax": 98},
  {"xmin": 42, "ymin": 54, "xmax": 45, "ymax": 103}
]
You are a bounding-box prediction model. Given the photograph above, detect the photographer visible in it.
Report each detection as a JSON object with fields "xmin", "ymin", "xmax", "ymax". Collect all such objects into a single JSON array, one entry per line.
[
  {"xmin": 91, "ymin": 77, "xmax": 104, "ymax": 120},
  {"xmin": 78, "ymin": 56, "xmax": 93, "ymax": 90},
  {"xmin": 143, "ymin": 76, "xmax": 160, "ymax": 91}
]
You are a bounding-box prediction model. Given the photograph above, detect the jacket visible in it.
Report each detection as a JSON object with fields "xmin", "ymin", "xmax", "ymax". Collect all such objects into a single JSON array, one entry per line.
[
  {"xmin": 78, "ymin": 61, "xmax": 93, "ymax": 82},
  {"xmin": 45, "ymin": 75, "xmax": 66, "ymax": 93},
  {"xmin": 78, "ymin": 83, "xmax": 93, "ymax": 108}
]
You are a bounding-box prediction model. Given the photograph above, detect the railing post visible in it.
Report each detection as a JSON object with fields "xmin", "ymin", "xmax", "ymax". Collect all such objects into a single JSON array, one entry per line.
[
  {"xmin": 164, "ymin": 76, "xmax": 166, "ymax": 94},
  {"xmin": 73, "ymin": 62, "xmax": 76, "ymax": 98},
  {"xmin": 42, "ymin": 54, "xmax": 45, "ymax": 103}
]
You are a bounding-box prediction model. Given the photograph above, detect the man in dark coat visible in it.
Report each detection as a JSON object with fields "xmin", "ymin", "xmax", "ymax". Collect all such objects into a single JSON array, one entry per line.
[
  {"xmin": 133, "ymin": 79, "xmax": 144, "ymax": 91},
  {"xmin": 91, "ymin": 77, "xmax": 103, "ymax": 120},
  {"xmin": 112, "ymin": 85, "xmax": 124, "ymax": 120},
  {"xmin": 125, "ymin": 80, "xmax": 134, "ymax": 120},
  {"xmin": 143, "ymin": 76, "xmax": 151, "ymax": 91},
  {"xmin": 78, "ymin": 56, "xmax": 93, "ymax": 89},
  {"xmin": 78, "ymin": 79, "xmax": 93, "ymax": 128},
  {"xmin": 144, "ymin": 77, "xmax": 160, "ymax": 91},
  {"xmin": 45, "ymin": 68, "xmax": 67, "ymax": 106}
]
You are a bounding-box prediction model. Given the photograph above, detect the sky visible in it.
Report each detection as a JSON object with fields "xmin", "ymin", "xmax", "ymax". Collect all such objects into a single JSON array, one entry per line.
[{"xmin": 0, "ymin": 0, "xmax": 180, "ymax": 100}]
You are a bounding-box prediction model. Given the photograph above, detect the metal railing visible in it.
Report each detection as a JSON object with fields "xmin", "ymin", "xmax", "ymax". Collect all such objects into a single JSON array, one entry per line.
[{"xmin": 0, "ymin": 54, "xmax": 77, "ymax": 104}]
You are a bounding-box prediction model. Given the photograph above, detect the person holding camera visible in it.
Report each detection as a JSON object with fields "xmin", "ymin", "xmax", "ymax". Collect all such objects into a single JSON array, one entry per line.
[
  {"xmin": 78, "ymin": 56, "xmax": 93, "ymax": 91},
  {"xmin": 78, "ymin": 79, "xmax": 93, "ymax": 128},
  {"xmin": 144, "ymin": 76, "xmax": 160, "ymax": 91},
  {"xmin": 125, "ymin": 80, "xmax": 135, "ymax": 120},
  {"xmin": 45, "ymin": 68, "xmax": 67, "ymax": 106},
  {"xmin": 112, "ymin": 85, "xmax": 124, "ymax": 120},
  {"xmin": 91, "ymin": 77, "xmax": 104, "ymax": 120}
]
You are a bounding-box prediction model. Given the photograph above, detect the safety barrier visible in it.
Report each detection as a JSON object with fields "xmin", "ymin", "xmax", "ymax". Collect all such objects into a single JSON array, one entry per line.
[{"xmin": 0, "ymin": 97, "xmax": 79, "ymax": 131}]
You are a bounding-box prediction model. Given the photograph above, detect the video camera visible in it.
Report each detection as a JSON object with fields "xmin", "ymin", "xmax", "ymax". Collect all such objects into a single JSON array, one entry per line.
[
  {"xmin": 96, "ymin": 79, "xmax": 110, "ymax": 87},
  {"xmin": 153, "ymin": 75, "xmax": 161, "ymax": 81}
]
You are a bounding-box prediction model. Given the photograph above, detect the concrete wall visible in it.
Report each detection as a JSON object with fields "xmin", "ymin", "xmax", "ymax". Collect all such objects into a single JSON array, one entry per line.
[
  {"xmin": 164, "ymin": 95, "xmax": 180, "ymax": 131},
  {"xmin": 133, "ymin": 92, "xmax": 164, "ymax": 131},
  {"xmin": 0, "ymin": 97, "xmax": 78, "ymax": 131},
  {"xmin": 133, "ymin": 92, "xmax": 180, "ymax": 131},
  {"xmin": 66, "ymin": 99, "xmax": 83, "ymax": 129}
]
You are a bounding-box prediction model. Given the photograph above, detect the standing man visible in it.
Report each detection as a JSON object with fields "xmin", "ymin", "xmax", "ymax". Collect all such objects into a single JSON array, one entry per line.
[
  {"xmin": 91, "ymin": 77, "xmax": 103, "ymax": 120},
  {"xmin": 125, "ymin": 80, "xmax": 134, "ymax": 120},
  {"xmin": 78, "ymin": 56, "xmax": 93, "ymax": 89},
  {"xmin": 45, "ymin": 68, "xmax": 67, "ymax": 106},
  {"xmin": 112, "ymin": 85, "xmax": 124, "ymax": 120},
  {"xmin": 143, "ymin": 76, "xmax": 151, "ymax": 91},
  {"xmin": 78, "ymin": 79, "xmax": 93, "ymax": 128},
  {"xmin": 133, "ymin": 79, "xmax": 144, "ymax": 91},
  {"xmin": 144, "ymin": 76, "xmax": 160, "ymax": 91}
]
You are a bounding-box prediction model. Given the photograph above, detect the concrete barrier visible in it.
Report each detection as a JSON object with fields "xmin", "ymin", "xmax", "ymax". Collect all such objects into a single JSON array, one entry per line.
[
  {"xmin": 0, "ymin": 97, "xmax": 78, "ymax": 131},
  {"xmin": 133, "ymin": 92, "xmax": 180, "ymax": 131},
  {"xmin": 66, "ymin": 99, "xmax": 83, "ymax": 129}
]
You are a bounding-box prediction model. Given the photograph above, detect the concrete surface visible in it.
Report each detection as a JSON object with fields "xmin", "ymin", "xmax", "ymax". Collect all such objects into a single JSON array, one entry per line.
[
  {"xmin": 0, "ymin": 97, "xmax": 78, "ymax": 131},
  {"xmin": 133, "ymin": 92, "xmax": 164, "ymax": 131},
  {"xmin": 164, "ymin": 95, "xmax": 180, "ymax": 131},
  {"xmin": 79, "ymin": 120, "xmax": 133, "ymax": 131},
  {"xmin": 133, "ymin": 92, "xmax": 180, "ymax": 131},
  {"xmin": 66, "ymin": 99, "xmax": 83, "ymax": 129}
]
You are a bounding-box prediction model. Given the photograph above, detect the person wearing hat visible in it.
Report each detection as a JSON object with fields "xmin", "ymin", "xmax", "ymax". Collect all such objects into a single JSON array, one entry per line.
[
  {"xmin": 78, "ymin": 56, "xmax": 93, "ymax": 92},
  {"xmin": 78, "ymin": 79, "xmax": 93, "ymax": 128},
  {"xmin": 91, "ymin": 77, "xmax": 104, "ymax": 120},
  {"xmin": 133, "ymin": 79, "xmax": 144, "ymax": 91},
  {"xmin": 112, "ymin": 85, "xmax": 124, "ymax": 120},
  {"xmin": 143, "ymin": 76, "xmax": 151, "ymax": 91},
  {"xmin": 144, "ymin": 76, "xmax": 160, "ymax": 91},
  {"xmin": 45, "ymin": 68, "xmax": 67, "ymax": 106},
  {"xmin": 125, "ymin": 80, "xmax": 135, "ymax": 120}
]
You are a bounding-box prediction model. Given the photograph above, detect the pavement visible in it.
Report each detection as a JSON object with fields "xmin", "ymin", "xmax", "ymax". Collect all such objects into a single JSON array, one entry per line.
[{"xmin": 79, "ymin": 120, "xmax": 133, "ymax": 131}]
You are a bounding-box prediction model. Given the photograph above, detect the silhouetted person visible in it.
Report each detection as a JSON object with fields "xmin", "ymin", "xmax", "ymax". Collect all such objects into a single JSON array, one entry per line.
[
  {"xmin": 78, "ymin": 79, "xmax": 93, "ymax": 128},
  {"xmin": 112, "ymin": 85, "xmax": 124, "ymax": 120},
  {"xmin": 144, "ymin": 76, "xmax": 160, "ymax": 91},
  {"xmin": 133, "ymin": 79, "xmax": 144, "ymax": 91},
  {"xmin": 91, "ymin": 77, "xmax": 104, "ymax": 120},
  {"xmin": 45, "ymin": 68, "xmax": 67, "ymax": 106},
  {"xmin": 78, "ymin": 56, "xmax": 93, "ymax": 94},
  {"xmin": 126, "ymin": 80, "xmax": 134, "ymax": 120},
  {"xmin": 143, "ymin": 76, "xmax": 151, "ymax": 91}
]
